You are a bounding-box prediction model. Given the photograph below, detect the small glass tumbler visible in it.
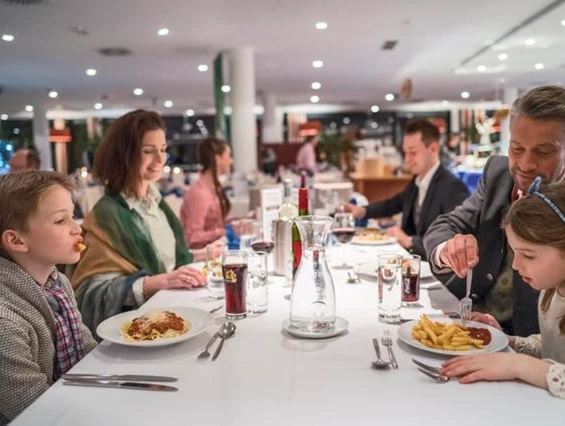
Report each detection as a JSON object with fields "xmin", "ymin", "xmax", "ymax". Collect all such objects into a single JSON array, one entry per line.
[
  {"xmin": 401, "ymin": 254, "xmax": 421, "ymax": 307},
  {"xmin": 378, "ymin": 253, "xmax": 402, "ymax": 324},
  {"xmin": 222, "ymin": 250, "xmax": 248, "ymax": 320},
  {"xmin": 247, "ymin": 252, "xmax": 268, "ymax": 314}
]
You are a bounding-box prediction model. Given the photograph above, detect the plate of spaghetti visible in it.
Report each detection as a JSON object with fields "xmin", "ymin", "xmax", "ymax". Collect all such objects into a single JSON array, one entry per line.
[{"xmin": 97, "ymin": 307, "xmax": 214, "ymax": 347}]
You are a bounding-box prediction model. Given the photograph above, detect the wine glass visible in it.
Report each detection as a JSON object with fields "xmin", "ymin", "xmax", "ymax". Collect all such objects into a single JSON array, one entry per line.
[
  {"xmin": 331, "ymin": 212, "xmax": 356, "ymax": 270},
  {"xmin": 250, "ymin": 222, "xmax": 275, "ymax": 255}
]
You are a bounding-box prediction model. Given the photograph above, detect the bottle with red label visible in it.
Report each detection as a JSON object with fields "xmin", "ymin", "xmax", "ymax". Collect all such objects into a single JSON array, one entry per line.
[{"xmin": 292, "ymin": 172, "xmax": 309, "ymax": 278}]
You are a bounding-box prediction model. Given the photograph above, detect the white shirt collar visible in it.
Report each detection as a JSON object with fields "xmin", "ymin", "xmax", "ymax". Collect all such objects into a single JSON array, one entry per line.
[
  {"xmin": 415, "ymin": 161, "xmax": 440, "ymax": 207},
  {"xmin": 122, "ymin": 183, "xmax": 162, "ymax": 212}
]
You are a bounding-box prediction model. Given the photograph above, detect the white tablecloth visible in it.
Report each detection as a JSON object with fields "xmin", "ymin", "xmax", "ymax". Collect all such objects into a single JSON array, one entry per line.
[{"xmin": 12, "ymin": 245, "xmax": 563, "ymax": 425}]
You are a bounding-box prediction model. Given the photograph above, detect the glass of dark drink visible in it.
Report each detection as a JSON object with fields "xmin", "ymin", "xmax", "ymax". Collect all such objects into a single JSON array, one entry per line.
[
  {"xmin": 401, "ymin": 255, "xmax": 421, "ymax": 307},
  {"xmin": 250, "ymin": 221, "xmax": 275, "ymax": 254},
  {"xmin": 331, "ymin": 212, "xmax": 356, "ymax": 270},
  {"xmin": 222, "ymin": 250, "xmax": 248, "ymax": 320}
]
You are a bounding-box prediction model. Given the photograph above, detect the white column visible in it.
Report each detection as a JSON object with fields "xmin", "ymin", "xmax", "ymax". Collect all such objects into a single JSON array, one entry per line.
[
  {"xmin": 262, "ymin": 92, "xmax": 283, "ymax": 143},
  {"xmin": 32, "ymin": 102, "xmax": 52, "ymax": 170},
  {"xmin": 229, "ymin": 46, "xmax": 257, "ymax": 174},
  {"xmin": 450, "ymin": 108, "xmax": 460, "ymax": 133},
  {"xmin": 500, "ymin": 86, "xmax": 519, "ymax": 155}
]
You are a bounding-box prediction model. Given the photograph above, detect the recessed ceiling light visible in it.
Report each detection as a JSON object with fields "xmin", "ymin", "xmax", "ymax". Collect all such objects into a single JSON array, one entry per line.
[
  {"xmin": 535, "ymin": 63, "xmax": 544, "ymax": 70},
  {"xmin": 94, "ymin": 102, "xmax": 103, "ymax": 110},
  {"xmin": 185, "ymin": 109, "xmax": 195, "ymax": 117},
  {"xmin": 310, "ymin": 95, "xmax": 320, "ymax": 103},
  {"xmin": 312, "ymin": 60, "xmax": 324, "ymax": 68},
  {"xmin": 371, "ymin": 105, "xmax": 380, "ymax": 113},
  {"xmin": 311, "ymin": 82, "xmax": 322, "ymax": 90},
  {"xmin": 157, "ymin": 28, "xmax": 169, "ymax": 36},
  {"xmin": 221, "ymin": 85, "xmax": 231, "ymax": 93},
  {"xmin": 315, "ymin": 22, "xmax": 328, "ymax": 30},
  {"xmin": 48, "ymin": 90, "xmax": 59, "ymax": 99},
  {"xmin": 461, "ymin": 91, "xmax": 470, "ymax": 99},
  {"xmin": 477, "ymin": 65, "xmax": 486, "ymax": 72},
  {"xmin": 525, "ymin": 38, "xmax": 536, "ymax": 46},
  {"xmin": 197, "ymin": 64, "xmax": 209, "ymax": 72},
  {"xmin": 441, "ymin": 100, "xmax": 449, "ymax": 106},
  {"xmin": 133, "ymin": 88, "xmax": 144, "ymax": 96},
  {"xmin": 25, "ymin": 105, "xmax": 33, "ymax": 112},
  {"xmin": 2, "ymin": 34, "xmax": 15, "ymax": 42},
  {"xmin": 498, "ymin": 53, "xmax": 508, "ymax": 61},
  {"xmin": 164, "ymin": 100, "xmax": 173, "ymax": 108},
  {"xmin": 562, "ymin": 19, "xmax": 565, "ymax": 26},
  {"xmin": 385, "ymin": 93, "xmax": 395, "ymax": 101},
  {"xmin": 0, "ymin": 114, "xmax": 8, "ymax": 120},
  {"xmin": 86, "ymin": 68, "xmax": 97, "ymax": 76}
]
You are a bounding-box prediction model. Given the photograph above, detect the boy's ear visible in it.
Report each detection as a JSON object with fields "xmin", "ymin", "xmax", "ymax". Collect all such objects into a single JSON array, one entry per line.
[{"xmin": 1, "ymin": 230, "xmax": 29, "ymax": 254}]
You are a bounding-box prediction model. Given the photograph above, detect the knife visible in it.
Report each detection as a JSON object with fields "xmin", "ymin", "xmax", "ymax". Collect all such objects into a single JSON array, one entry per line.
[
  {"xmin": 62, "ymin": 378, "xmax": 178, "ymax": 392},
  {"xmin": 62, "ymin": 374, "xmax": 177, "ymax": 383}
]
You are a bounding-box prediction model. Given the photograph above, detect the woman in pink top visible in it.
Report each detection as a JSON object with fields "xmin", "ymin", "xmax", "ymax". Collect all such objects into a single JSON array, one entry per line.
[{"xmin": 181, "ymin": 138, "xmax": 233, "ymax": 249}]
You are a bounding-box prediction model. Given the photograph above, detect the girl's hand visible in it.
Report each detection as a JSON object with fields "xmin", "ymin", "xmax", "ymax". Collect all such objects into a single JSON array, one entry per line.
[
  {"xmin": 469, "ymin": 312, "xmax": 502, "ymax": 330},
  {"xmin": 441, "ymin": 353, "xmax": 522, "ymax": 383}
]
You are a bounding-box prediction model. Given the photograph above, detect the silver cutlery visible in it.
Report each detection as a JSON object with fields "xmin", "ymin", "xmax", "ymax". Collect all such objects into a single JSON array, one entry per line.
[
  {"xmin": 208, "ymin": 305, "xmax": 223, "ymax": 314},
  {"xmin": 371, "ymin": 338, "xmax": 391, "ymax": 369},
  {"xmin": 411, "ymin": 358, "xmax": 441, "ymax": 374},
  {"xmin": 197, "ymin": 331, "xmax": 221, "ymax": 361},
  {"xmin": 347, "ymin": 271, "xmax": 361, "ymax": 284},
  {"xmin": 381, "ymin": 329, "xmax": 398, "ymax": 369},
  {"xmin": 61, "ymin": 378, "xmax": 178, "ymax": 392},
  {"xmin": 415, "ymin": 367, "xmax": 449, "ymax": 383},
  {"xmin": 211, "ymin": 322, "xmax": 236, "ymax": 361},
  {"xmin": 460, "ymin": 268, "xmax": 473, "ymax": 326},
  {"xmin": 62, "ymin": 374, "xmax": 177, "ymax": 383}
]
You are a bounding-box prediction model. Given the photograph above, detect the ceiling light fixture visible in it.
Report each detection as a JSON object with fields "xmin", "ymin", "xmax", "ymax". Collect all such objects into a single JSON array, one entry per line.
[
  {"xmin": 197, "ymin": 64, "xmax": 209, "ymax": 72},
  {"xmin": 186, "ymin": 109, "xmax": 195, "ymax": 117},
  {"xmin": 133, "ymin": 88, "xmax": 144, "ymax": 96},
  {"xmin": 310, "ymin": 95, "xmax": 320, "ymax": 103},
  {"xmin": 371, "ymin": 105, "xmax": 380, "ymax": 113},
  {"xmin": 86, "ymin": 68, "xmax": 97, "ymax": 76},
  {"xmin": 498, "ymin": 53, "xmax": 508, "ymax": 61},
  {"xmin": 48, "ymin": 90, "xmax": 58, "ymax": 99},
  {"xmin": 221, "ymin": 85, "xmax": 231, "ymax": 93},
  {"xmin": 525, "ymin": 38, "xmax": 536, "ymax": 46},
  {"xmin": 311, "ymin": 82, "xmax": 322, "ymax": 90},
  {"xmin": 25, "ymin": 105, "xmax": 33, "ymax": 112},
  {"xmin": 535, "ymin": 63, "xmax": 544, "ymax": 70},
  {"xmin": 441, "ymin": 100, "xmax": 449, "ymax": 106},
  {"xmin": 94, "ymin": 102, "xmax": 103, "ymax": 110},
  {"xmin": 477, "ymin": 65, "xmax": 486, "ymax": 72},
  {"xmin": 562, "ymin": 19, "xmax": 565, "ymax": 26},
  {"xmin": 385, "ymin": 93, "xmax": 394, "ymax": 101},
  {"xmin": 0, "ymin": 114, "xmax": 8, "ymax": 120},
  {"xmin": 315, "ymin": 22, "xmax": 328, "ymax": 30},
  {"xmin": 157, "ymin": 28, "xmax": 169, "ymax": 36},
  {"xmin": 2, "ymin": 34, "xmax": 15, "ymax": 42},
  {"xmin": 312, "ymin": 60, "xmax": 324, "ymax": 68},
  {"xmin": 461, "ymin": 91, "xmax": 470, "ymax": 99},
  {"xmin": 164, "ymin": 100, "xmax": 173, "ymax": 108}
]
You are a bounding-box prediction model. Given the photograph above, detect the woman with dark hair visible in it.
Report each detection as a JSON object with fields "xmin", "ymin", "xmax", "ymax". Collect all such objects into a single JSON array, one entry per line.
[
  {"xmin": 181, "ymin": 137, "xmax": 233, "ymax": 249},
  {"xmin": 72, "ymin": 110, "xmax": 206, "ymax": 334}
]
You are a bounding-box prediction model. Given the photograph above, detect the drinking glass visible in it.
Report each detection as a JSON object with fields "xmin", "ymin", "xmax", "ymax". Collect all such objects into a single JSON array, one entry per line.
[
  {"xmin": 331, "ymin": 212, "xmax": 356, "ymax": 270},
  {"xmin": 205, "ymin": 242, "xmax": 227, "ymax": 300},
  {"xmin": 401, "ymin": 254, "xmax": 421, "ymax": 307},
  {"xmin": 238, "ymin": 218, "xmax": 256, "ymax": 252},
  {"xmin": 247, "ymin": 252, "xmax": 268, "ymax": 314},
  {"xmin": 378, "ymin": 253, "xmax": 402, "ymax": 324},
  {"xmin": 222, "ymin": 250, "xmax": 248, "ymax": 320},
  {"xmin": 250, "ymin": 221, "xmax": 275, "ymax": 255}
]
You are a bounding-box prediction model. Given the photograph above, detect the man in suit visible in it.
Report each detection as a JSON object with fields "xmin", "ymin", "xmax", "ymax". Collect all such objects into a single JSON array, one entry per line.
[
  {"xmin": 424, "ymin": 85, "xmax": 565, "ymax": 337},
  {"xmin": 347, "ymin": 119, "xmax": 469, "ymax": 259}
]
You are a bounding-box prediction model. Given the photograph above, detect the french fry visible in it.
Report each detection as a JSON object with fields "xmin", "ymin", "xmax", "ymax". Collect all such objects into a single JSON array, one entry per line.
[{"xmin": 411, "ymin": 315, "xmax": 489, "ymax": 352}]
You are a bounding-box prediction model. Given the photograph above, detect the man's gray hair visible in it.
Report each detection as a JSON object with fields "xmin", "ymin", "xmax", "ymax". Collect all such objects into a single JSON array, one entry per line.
[{"xmin": 510, "ymin": 85, "xmax": 565, "ymax": 125}]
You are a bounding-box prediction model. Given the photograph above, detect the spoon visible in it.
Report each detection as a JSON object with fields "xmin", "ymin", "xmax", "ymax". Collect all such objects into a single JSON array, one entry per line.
[
  {"xmin": 347, "ymin": 271, "xmax": 361, "ymax": 284},
  {"xmin": 211, "ymin": 322, "xmax": 236, "ymax": 361},
  {"xmin": 371, "ymin": 338, "xmax": 391, "ymax": 369}
]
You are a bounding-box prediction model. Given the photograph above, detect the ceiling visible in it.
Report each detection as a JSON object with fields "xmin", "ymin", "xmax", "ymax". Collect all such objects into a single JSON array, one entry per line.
[{"xmin": 0, "ymin": 0, "xmax": 564, "ymax": 117}]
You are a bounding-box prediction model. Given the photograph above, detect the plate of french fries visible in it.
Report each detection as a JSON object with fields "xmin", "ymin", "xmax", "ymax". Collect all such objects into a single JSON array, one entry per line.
[{"xmin": 397, "ymin": 314, "xmax": 508, "ymax": 356}]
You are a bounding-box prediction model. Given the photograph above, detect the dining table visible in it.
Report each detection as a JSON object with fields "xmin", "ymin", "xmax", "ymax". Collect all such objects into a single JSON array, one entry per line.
[{"xmin": 11, "ymin": 242, "xmax": 563, "ymax": 425}]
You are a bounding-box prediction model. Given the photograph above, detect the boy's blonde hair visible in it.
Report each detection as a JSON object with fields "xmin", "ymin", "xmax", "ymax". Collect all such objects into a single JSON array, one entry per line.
[
  {"xmin": 502, "ymin": 181, "xmax": 565, "ymax": 333},
  {"xmin": 0, "ymin": 171, "xmax": 75, "ymax": 255}
]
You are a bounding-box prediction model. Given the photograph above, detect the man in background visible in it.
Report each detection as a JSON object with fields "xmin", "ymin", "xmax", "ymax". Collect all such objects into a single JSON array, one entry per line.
[{"xmin": 9, "ymin": 148, "xmax": 41, "ymax": 172}]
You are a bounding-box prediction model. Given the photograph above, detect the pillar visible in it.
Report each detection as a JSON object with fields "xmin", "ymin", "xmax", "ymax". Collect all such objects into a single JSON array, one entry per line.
[
  {"xmin": 262, "ymin": 92, "xmax": 283, "ymax": 143},
  {"xmin": 500, "ymin": 86, "xmax": 518, "ymax": 155},
  {"xmin": 32, "ymin": 102, "xmax": 52, "ymax": 170}
]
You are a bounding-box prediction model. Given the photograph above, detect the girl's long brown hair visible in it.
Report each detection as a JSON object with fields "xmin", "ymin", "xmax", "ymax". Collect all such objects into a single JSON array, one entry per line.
[
  {"xmin": 502, "ymin": 181, "xmax": 565, "ymax": 334},
  {"xmin": 198, "ymin": 138, "xmax": 231, "ymax": 218}
]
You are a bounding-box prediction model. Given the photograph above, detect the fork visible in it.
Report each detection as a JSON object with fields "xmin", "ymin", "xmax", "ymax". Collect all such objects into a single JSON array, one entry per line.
[
  {"xmin": 459, "ymin": 268, "xmax": 473, "ymax": 326},
  {"xmin": 415, "ymin": 367, "xmax": 449, "ymax": 383},
  {"xmin": 380, "ymin": 329, "xmax": 398, "ymax": 369},
  {"xmin": 197, "ymin": 332, "xmax": 220, "ymax": 361}
]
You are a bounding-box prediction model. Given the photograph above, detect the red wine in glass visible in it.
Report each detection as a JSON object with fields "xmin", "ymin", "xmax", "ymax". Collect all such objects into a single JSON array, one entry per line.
[
  {"xmin": 251, "ymin": 240, "xmax": 275, "ymax": 254},
  {"xmin": 332, "ymin": 227, "xmax": 356, "ymax": 244},
  {"xmin": 222, "ymin": 263, "xmax": 248, "ymax": 319}
]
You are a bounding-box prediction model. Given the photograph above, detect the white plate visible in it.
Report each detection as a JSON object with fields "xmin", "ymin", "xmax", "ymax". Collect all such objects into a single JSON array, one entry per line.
[
  {"xmin": 397, "ymin": 319, "xmax": 508, "ymax": 356},
  {"xmin": 351, "ymin": 236, "xmax": 397, "ymax": 246},
  {"xmin": 282, "ymin": 317, "xmax": 349, "ymax": 339},
  {"xmin": 356, "ymin": 261, "xmax": 433, "ymax": 280},
  {"xmin": 97, "ymin": 307, "xmax": 214, "ymax": 347}
]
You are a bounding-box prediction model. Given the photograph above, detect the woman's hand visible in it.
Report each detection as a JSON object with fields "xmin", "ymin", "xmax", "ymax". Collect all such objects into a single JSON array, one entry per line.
[
  {"xmin": 469, "ymin": 312, "xmax": 502, "ymax": 330},
  {"xmin": 441, "ymin": 353, "xmax": 550, "ymax": 390},
  {"xmin": 144, "ymin": 267, "xmax": 206, "ymax": 297}
]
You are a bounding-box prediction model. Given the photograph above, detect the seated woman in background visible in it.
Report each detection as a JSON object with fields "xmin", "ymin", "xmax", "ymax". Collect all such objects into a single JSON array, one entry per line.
[
  {"xmin": 181, "ymin": 137, "xmax": 232, "ymax": 249},
  {"xmin": 72, "ymin": 110, "xmax": 206, "ymax": 334}
]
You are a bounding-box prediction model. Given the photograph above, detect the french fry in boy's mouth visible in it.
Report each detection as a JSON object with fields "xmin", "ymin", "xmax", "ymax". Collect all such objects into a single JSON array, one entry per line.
[{"xmin": 76, "ymin": 242, "xmax": 87, "ymax": 253}]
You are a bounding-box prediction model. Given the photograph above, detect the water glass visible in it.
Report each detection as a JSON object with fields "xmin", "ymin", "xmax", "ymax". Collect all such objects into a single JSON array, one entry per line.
[
  {"xmin": 378, "ymin": 253, "xmax": 402, "ymax": 324},
  {"xmin": 205, "ymin": 242, "xmax": 226, "ymax": 300},
  {"xmin": 247, "ymin": 252, "xmax": 268, "ymax": 314},
  {"xmin": 401, "ymin": 254, "xmax": 421, "ymax": 307},
  {"xmin": 222, "ymin": 250, "xmax": 248, "ymax": 320}
]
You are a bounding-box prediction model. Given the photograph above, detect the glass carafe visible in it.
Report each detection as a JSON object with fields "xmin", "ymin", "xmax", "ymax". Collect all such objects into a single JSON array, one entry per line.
[{"xmin": 290, "ymin": 215, "xmax": 336, "ymax": 333}]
